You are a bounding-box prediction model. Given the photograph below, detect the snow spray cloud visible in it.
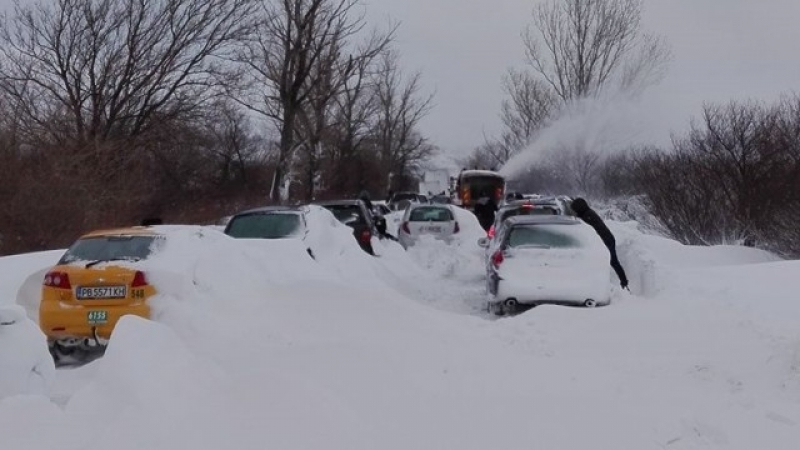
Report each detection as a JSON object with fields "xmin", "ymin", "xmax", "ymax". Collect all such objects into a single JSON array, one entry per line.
[{"xmin": 498, "ymin": 90, "xmax": 665, "ymax": 180}]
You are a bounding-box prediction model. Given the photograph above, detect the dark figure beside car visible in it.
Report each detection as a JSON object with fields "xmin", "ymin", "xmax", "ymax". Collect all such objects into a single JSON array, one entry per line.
[
  {"xmin": 569, "ymin": 198, "xmax": 629, "ymax": 290},
  {"xmin": 473, "ymin": 190, "xmax": 498, "ymax": 231},
  {"xmin": 313, "ymin": 199, "xmax": 380, "ymax": 255}
]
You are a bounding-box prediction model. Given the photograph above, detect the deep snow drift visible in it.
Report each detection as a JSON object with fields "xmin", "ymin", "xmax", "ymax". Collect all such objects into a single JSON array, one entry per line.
[{"xmin": 0, "ymin": 206, "xmax": 798, "ymax": 449}]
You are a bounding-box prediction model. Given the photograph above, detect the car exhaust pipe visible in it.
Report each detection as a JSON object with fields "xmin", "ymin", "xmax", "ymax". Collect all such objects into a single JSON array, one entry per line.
[
  {"xmin": 584, "ymin": 299, "xmax": 597, "ymax": 308},
  {"xmin": 504, "ymin": 298, "xmax": 519, "ymax": 315}
]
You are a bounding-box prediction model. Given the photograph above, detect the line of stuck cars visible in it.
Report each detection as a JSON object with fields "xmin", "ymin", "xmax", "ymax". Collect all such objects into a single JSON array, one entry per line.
[
  {"xmin": 36, "ymin": 198, "xmax": 403, "ymax": 365},
  {"xmin": 35, "ymin": 195, "xmax": 615, "ymax": 365}
]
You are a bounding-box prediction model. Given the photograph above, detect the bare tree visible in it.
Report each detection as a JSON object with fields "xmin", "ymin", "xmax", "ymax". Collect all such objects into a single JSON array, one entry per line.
[
  {"xmin": 0, "ymin": 0, "xmax": 257, "ymax": 146},
  {"xmin": 522, "ymin": 0, "xmax": 670, "ymax": 103},
  {"xmin": 294, "ymin": 27, "xmax": 392, "ymax": 201},
  {"xmin": 202, "ymin": 99, "xmax": 267, "ymax": 187},
  {"xmin": 373, "ymin": 49, "xmax": 435, "ymax": 192},
  {"xmin": 630, "ymin": 98, "xmax": 800, "ymax": 254},
  {"xmin": 500, "ymin": 68, "xmax": 556, "ymax": 152},
  {"xmin": 314, "ymin": 50, "xmax": 376, "ymax": 197},
  {"xmin": 239, "ymin": 0, "xmax": 387, "ymax": 202}
]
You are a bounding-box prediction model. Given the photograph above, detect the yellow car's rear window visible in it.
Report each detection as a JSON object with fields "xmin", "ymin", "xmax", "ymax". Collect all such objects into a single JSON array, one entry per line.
[{"xmin": 59, "ymin": 235, "xmax": 162, "ymax": 264}]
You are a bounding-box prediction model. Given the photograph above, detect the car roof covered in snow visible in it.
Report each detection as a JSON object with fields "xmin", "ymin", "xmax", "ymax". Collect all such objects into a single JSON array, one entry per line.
[
  {"xmin": 504, "ymin": 215, "xmax": 581, "ymax": 226},
  {"xmin": 459, "ymin": 169, "xmax": 502, "ymax": 178},
  {"xmin": 502, "ymin": 197, "xmax": 561, "ymax": 207},
  {"xmin": 81, "ymin": 226, "xmax": 162, "ymax": 238},
  {"xmin": 233, "ymin": 205, "xmax": 308, "ymax": 215}
]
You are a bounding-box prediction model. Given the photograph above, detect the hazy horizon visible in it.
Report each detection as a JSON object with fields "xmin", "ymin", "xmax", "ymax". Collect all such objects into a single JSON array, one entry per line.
[{"xmin": 367, "ymin": 0, "xmax": 800, "ymax": 163}]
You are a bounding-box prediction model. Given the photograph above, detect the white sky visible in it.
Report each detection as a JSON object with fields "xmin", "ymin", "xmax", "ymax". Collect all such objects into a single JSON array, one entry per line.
[
  {"xmin": 366, "ymin": 0, "xmax": 800, "ymax": 157},
  {"xmin": 2, "ymin": 0, "xmax": 800, "ymax": 160}
]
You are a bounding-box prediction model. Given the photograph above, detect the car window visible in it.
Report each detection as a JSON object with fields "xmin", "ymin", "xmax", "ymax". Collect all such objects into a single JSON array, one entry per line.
[
  {"xmin": 226, "ymin": 213, "xmax": 302, "ymax": 239},
  {"xmin": 409, "ymin": 207, "xmax": 453, "ymax": 222},
  {"xmin": 506, "ymin": 225, "xmax": 582, "ymax": 249},
  {"xmin": 59, "ymin": 235, "xmax": 162, "ymax": 264}
]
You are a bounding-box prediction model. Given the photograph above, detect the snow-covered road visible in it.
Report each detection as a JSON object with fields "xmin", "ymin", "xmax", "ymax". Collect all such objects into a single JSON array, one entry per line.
[{"xmin": 0, "ymin": 208, "xmax": 798, "ymax": 449}]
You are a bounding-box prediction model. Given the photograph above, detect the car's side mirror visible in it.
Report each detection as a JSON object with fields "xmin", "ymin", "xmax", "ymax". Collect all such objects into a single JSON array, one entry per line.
[{"xmin": 477, "ymin": 237, "xmax": 489, "ymax": 248}]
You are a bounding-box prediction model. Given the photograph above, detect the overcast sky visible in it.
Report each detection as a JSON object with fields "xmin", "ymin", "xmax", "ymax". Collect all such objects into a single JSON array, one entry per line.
[
  {"xmin": 366, "ymin": 0, "xmax": 800, "ymax": 161},
  {"xmin": 2, "ymin": 0, "xmax": 800, "ymax": 164}
]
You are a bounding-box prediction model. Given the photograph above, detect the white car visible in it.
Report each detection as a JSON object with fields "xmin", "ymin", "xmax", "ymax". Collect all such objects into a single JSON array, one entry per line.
[
  {"xmin": 398, "ymin": 204, "xmax": 460, "ymax": 249},
  {"xmin": 478, "ymin": 215, "xmax": 611, "ymax": 315}
]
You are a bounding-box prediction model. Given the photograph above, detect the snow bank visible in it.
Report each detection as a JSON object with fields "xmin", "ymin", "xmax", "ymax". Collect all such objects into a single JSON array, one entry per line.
[
  {"xmin": 0, "ymin": 305, "xmax": 54, "ymax": 399},
  {"xmin": 610, "ymin": 220, "xmax": 782, "ymax": 297},
  {"xmin": 1, "ymin": 203, "xmax": 798, "ymax": 449}
]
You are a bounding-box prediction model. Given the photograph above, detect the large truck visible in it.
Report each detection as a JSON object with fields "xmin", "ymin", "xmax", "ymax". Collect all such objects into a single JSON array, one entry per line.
[{"xmin": 452, "ymin": 169, "xmax": 505, "ymax": 211}]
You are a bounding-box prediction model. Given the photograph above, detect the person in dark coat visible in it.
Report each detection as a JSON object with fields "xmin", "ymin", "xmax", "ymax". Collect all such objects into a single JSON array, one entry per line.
[
  {"xmin": 570, "ymin": 197, "xmax": 629, "ymax": 290},
  {"xmin": 358, "ymin": 190, "xmax": 374, "ymax": 213},
  {"xmin": 360, "ymin": 190, "xmax": 398, "ymax": 241},
  {"xmin": 473, "ymin": 190, "xmax": 498, "ymax": 232}
]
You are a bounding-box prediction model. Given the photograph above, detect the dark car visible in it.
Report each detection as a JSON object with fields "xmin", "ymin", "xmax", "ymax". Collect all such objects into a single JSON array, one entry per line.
[
  {"xmin": 223, "ymin": 206, "xmax": 315, "ymax": 258},
  {"xmin": 224, "ymin": 206, "xmax": 309, "ymax": 239},
  {"xmin": 387, "ymin": 192, "xmax": 428, "ymax": 211},
  {"xmin": 313, "ymin": 199, "xmax": 379, "ymax": 255},
  {"xmin": 430, "ymin": 194, "xmax": 452, "ymax": 205}
]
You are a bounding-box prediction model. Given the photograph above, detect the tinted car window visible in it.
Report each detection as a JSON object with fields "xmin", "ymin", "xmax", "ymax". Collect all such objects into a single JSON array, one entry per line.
[
  {"xmin": 507, "ymin": 226, "xmax": 582, "ymax": 249},
  {"xmin": 59, "ymin": 235, "xmax": 161, "ymax": 263},
  {"xmin": 226, "ymin": 213, "xmax": 302, "ymax": 238},
  {"xmin": 409, "ymin": 207, "xmax": 453, "ymax": 222}
]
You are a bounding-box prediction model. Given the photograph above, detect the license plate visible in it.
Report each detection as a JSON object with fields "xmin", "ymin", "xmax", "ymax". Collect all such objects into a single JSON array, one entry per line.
[
  {"xmin": 76, "ymin": 286, "xmax": 127, "ymax": 299},
  {"xmin": 422, "ymin": 226, "xmax": 442, "ymax": 233},
  {"xmin": 87, "ymin": 310, "xmax": 108, "ymax": 325}
]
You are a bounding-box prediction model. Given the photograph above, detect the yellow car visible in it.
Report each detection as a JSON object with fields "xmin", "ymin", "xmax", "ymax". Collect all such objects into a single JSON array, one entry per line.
[{"xmin": 39, "ymin": 227, "xmax": 162, "ymax": 363}]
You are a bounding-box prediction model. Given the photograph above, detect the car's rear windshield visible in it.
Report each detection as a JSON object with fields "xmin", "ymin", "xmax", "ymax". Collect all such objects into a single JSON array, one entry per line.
[
  {"xmin": 59, "ymin": 235, "xmax": 161, "ymax": 264},
  {"xmin": 409, "ymin": 207, "xmax": 453, "ymax": 222},
  {"xmin": 323, "ymin": 205, "xmax": 365, "ymax": 225},
  {"xmin": 507, "ymin": 225, "xmax": 582, "ymax": 249},
  {"xmin": 226, "ymin": 213, "xmax": 302, "ymax": 239},
  {"xmin": 500, "ymin": 205, "xmax": 559, "ymax": 222}
]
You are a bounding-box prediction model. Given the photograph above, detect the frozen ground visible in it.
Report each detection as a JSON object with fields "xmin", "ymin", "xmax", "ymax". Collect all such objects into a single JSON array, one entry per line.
[{"xmin": 0, "ymin": 208, "xmax": 798, "ymax": 449}]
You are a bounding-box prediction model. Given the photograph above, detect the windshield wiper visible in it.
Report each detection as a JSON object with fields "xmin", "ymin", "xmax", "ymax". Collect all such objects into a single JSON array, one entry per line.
[{"xmin": 85, "ymin": 257, "xmax": 141, "ymax": 268}]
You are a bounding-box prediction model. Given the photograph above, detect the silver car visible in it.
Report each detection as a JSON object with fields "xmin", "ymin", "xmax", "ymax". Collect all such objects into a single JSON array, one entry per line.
[{"xmin": 398, "ymin": 204, "xmax": 460, "ymax": 249}]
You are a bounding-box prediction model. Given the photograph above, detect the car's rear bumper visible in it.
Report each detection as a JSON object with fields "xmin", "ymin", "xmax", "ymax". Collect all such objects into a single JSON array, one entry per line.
[
  {"xmin": 39, "ymin": 301, "xmax": 150, "ymax": 340},
  {"xmin": 494, "ymin": 277, "xmax": 610, "ymax": 306},
  {"xmin": 398, "ymin": 233, "xmax": 453, "ymax": 249}
]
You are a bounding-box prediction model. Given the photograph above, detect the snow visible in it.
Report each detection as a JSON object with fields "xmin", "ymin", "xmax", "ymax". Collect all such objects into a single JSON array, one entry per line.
[
  {"xmin": 0, "ymin": 204, "xmax": 799, "ymax": 449},
  {"xmin": 0, "ymin": 305, "xmax": 55, "ymax": 399}
]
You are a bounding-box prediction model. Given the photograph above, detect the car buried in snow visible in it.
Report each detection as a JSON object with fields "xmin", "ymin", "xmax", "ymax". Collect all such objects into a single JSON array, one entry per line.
[
  {"xmin": 39, "ymin": 226, "xmax": 164, "ymax": 365},
  {"xmin": 223, "ymin": 205, "xmax": 316, "ymax": 258},
  {"xmin": 478, "ymin": 215, "xmax": 611, "ymax": 315},
  {"xmin": 312, "ymin": 199, "xmax": 381, "ymax": 255}
]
